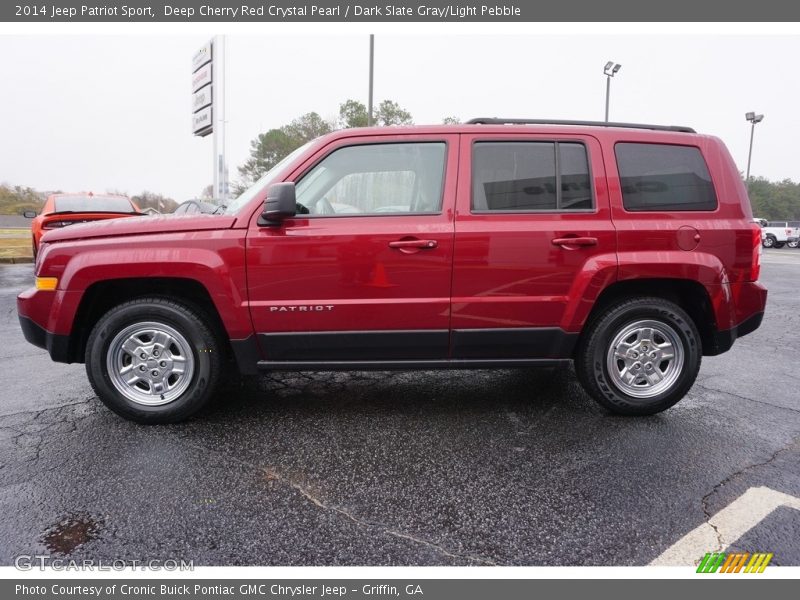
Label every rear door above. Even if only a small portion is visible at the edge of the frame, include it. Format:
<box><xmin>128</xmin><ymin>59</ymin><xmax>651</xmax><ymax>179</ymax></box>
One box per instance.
<box><xmin>246</xmin><ymin>134</ymin><xmax>458</xmax><ymax>363</ymax></box>
<box><xmin>451</xmin><ymin>133</ymin><xmax>616</xmax><ymax>359</ymax></box>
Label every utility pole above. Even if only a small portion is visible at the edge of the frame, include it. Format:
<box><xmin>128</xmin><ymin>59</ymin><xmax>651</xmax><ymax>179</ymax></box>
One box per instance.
<box><xmin>368</xmin><ymin>34</ymin><xmax>374</xmax><ymax>126</ymax></box>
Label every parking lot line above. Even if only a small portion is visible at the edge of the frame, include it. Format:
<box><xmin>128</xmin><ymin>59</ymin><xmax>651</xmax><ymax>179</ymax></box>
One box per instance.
<box><xmin>651</xmin><ymin>486</ymin><xmax>800</xmax><ymax>565</ymax></box>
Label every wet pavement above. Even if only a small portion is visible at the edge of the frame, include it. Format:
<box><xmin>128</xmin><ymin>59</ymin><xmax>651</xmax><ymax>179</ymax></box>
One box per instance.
<box><xmin>0</xmin><ymin>251</ymin><xmax>798</xmax><ymax>566</ymax></box>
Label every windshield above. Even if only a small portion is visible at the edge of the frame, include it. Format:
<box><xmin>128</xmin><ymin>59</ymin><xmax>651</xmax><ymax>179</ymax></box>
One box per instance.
<box><xmin>223</xmin><ymin>142</ymin><xmax>314</xmax><ymax>214</ymax></box>
<box><xmin>53</xmin><ymin>195</ymin><xmax>135</xmax><ymax>213</ymax></box>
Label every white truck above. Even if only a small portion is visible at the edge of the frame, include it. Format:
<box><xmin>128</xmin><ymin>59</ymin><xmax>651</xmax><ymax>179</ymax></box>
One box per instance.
<box><xmin>755</xmin><ymin>219</ymin><xmax>800</xmax><ymax>248</ymax></box>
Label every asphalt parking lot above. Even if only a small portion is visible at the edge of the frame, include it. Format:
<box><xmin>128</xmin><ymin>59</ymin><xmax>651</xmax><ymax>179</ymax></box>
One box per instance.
<box><xmin>0</xmin><ymin>251</ymin><xmax>798</xmax><ymax>567</ymax></box>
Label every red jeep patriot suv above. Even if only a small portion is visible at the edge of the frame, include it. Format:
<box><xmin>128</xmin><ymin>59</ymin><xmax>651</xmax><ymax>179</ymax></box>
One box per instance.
<box><xmin>17</xmin><ymin>119</ymin><xmax>767</xmax><ymax>423</ymax></box>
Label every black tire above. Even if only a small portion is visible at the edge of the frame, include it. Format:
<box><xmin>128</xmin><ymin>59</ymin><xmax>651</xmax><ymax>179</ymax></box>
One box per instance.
<box><xmin>788</xmin><ymin>240</ymin><xmax>800</xmax><ymax>249</ymax></box>
<box><xmin>85</xmin><ymin>297</ymin><xmax>223</xmax><ymax>424</ymax></box>
<box><xmin>762</xmin><ymin>235</ymin><xmax>775</xmax><ymax>248</ymax></box>
<box><xmin>575</xmin><ymin>297</ymin><xmax>701</xmax><ymax>415</ymax></box>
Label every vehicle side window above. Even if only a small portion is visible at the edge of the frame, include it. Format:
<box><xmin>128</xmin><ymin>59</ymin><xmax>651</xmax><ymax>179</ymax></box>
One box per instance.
<box><xmin>471</xmin><ymin>141</ymin><xmax>593</xmax><ymax>212</ymax></box>
<box><xmin>615</xmin><ymin>143</ymin><xmax>717</xmax><ymax>211</ymax></box>
<box><xmin>294</xmin><ymin>142</ymin><xmax>446</xmax><ymax>216</ymax></box>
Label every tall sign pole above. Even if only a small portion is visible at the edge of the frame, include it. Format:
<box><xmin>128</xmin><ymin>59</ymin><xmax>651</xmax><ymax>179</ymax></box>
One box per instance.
<box><xmin>192</xmin><ymin>37</ymin><xmax>226</xmax><ymax>205</ymax></box>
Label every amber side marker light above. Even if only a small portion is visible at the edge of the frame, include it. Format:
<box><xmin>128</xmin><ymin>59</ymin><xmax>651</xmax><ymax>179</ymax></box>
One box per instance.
<box><xmin>35</xmin><ymin>277</ymin><xmax>58</xmax><ymax>291</ymax></box>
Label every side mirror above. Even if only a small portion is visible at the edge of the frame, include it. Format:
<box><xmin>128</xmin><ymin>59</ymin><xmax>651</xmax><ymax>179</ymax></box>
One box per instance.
<box><xmin>259</xmin><ymin>182</ymin><xmax>297</xmax><ymax>226</ymax></box>
<box><xmin>22</xmin><ymin>210</ymin><xmax>37</xmax><ymax>219</ymax></box>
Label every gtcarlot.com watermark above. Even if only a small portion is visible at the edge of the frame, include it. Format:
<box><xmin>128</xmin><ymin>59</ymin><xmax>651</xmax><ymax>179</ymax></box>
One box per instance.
<box><xmin>14</xmin><ymin>555</ymin><xmax>193</xmax><ymax>571</ymax></box>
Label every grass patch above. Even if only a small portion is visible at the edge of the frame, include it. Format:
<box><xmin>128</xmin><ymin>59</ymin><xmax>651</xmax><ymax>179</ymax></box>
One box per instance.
<box><xmin>0</xmin><ymin>238</ymin><xmax>33</xmax><ymax>259</ymax></box>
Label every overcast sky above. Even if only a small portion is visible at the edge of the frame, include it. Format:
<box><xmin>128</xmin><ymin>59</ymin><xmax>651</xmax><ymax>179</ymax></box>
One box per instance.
<box><xmin>2</xmin><ymin>34</ymin><xmax>798</xmax><ymax>200</ymax></box>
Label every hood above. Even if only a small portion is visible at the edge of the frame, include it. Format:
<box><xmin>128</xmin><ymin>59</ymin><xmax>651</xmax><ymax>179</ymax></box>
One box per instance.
<box><xmin>40</xmin><ymin>213</ymin><xmax>237</xmax><ymax>244</ymax></box>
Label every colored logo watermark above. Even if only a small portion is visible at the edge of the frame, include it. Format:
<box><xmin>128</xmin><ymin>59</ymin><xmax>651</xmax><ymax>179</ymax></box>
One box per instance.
<box><xmin>697</xmin><ymin>552</ymin><xmax>773</xmax><ymax>573</ymax></box>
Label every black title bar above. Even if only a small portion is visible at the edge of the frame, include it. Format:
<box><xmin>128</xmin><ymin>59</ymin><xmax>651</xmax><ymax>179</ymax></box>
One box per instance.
<box><xmin>5</xmin><ymin>0</ymin><xmax>800</xmax><ymax>22</ymax></box>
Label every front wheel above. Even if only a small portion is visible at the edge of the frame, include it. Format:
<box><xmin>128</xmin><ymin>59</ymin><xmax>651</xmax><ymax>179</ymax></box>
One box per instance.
<box><xmin>85</xmin><ymin>297</ymin><xmax>223</xmax><ymax>424</ymax></box>
<box><xmin>762</xmin><ymin>235</ymin><xmax>775</xmax><ymax>248</ymax></box>
<box><xmin>576</xmin><ymin>297</ymin><xmax>701</xmax><ymax>415</ymax></box>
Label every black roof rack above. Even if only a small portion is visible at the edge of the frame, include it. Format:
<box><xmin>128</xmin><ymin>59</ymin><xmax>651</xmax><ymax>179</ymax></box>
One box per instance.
<box><xmin>466</xmin><ymin>118</ymin><xmax>696</xmax><ymax>134</ymax></box>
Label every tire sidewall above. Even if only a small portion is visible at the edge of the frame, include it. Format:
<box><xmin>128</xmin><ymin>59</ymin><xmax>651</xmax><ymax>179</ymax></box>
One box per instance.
<box><xmin>86</xmin><ymin>300</ymin><xmax>218</xmax><ymax>423</ymax></box>
<box><xmin>587</xmin><ymin>301</ymin><xmax>701</xmax><ymax>415</ymax></box>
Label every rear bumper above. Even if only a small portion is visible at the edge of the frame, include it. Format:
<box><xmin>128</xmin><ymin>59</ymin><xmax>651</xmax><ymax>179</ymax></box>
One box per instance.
<box><xmin>706</xmin><ymin>281</ymin><xmax>767</xmax><ymax>356</ymax></box>
<box><xmin>18</xmin><ymin>314</ymin><xmax>72</xmax><ymax>363</ymax></box>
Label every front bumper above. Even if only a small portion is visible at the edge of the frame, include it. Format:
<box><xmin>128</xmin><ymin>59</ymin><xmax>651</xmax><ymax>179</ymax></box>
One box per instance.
<box><xmin>17</xmin><ymin>286</ymin><xmax>78</xmax><ymax>363</ymax></box>
<box><xmin>18</xmin><ymin>314</ymin><xmax>72</xmax><ymax>363</ymax></box>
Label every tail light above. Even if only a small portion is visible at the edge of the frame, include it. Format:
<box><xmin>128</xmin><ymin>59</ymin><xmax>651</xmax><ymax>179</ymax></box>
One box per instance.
<box><xmin>751</xmin><ymin>224</ymin><xmax>762</xmax><ymax>281</ymax></box>
<box><xmin>43</xmin><ymin>221</ymin><xmax>74</xmax><ymax>229</ymax></box>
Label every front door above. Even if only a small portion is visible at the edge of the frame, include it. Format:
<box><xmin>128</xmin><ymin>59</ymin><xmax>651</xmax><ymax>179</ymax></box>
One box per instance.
<box><xmin>246</xmin><ymin>134</ymin><xmax>458</xmax><ymax>363</ymax></box>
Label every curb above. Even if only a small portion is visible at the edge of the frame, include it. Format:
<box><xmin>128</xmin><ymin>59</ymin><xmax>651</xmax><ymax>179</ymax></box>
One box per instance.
<box><xmin>0</xmin><ymin>257</ymin><xmax>34</xmax><ymax>264</ymax></box>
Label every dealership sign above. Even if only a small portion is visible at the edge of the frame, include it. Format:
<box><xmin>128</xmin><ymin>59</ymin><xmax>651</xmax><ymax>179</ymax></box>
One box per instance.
<box><xmin>192</xmin><ymin>40</ymin><xmax>213</xmax><ymax>137</ymax></box>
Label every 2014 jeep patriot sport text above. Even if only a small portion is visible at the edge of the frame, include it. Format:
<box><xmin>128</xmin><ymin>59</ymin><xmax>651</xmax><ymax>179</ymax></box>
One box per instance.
<box><xmin>17</xmin><ymin>119</ymin><xmax>768</xmax><ymax>423</ymax></box>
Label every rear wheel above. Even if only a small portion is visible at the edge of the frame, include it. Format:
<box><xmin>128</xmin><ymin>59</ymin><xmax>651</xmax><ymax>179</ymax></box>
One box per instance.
<box><xmin>576</xmin><ymin>297</ymin><xmax>701</xmax><ymax>415</ymax></box>
<box><xmin>787</xmin><ymin>240</ymin><xmax>799</xmax><ymax>249</ymax></box>
<box><xmin>85</xmin><ymin>297</ymin><xmax>223</xmax><ymax>424</ymax></box>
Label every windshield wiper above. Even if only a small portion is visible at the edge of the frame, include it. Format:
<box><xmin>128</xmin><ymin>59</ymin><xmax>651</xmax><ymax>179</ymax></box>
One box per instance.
<box><xmin>212</xmin><ymin>205</ymin><xmax>227</xmax><ymax>215</ymax></box>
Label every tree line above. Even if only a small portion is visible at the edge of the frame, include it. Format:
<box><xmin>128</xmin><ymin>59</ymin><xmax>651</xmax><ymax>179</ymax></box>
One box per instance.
<box><xmin>2</xmin><ymin>98</ymin><xmax>799</xmax><ymax>222</ymax></box>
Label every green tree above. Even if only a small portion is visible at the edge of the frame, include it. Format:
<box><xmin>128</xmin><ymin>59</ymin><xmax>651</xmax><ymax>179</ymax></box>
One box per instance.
<box><xmin>338</xmin><ymin>99</ymin><xmax>369</xmax><ymax>128</ymax></box>
<box><xmin>745</xmin><ymin>176</ymin><xmax>800</xmax><ymax>220</ymax></box>
<box><xmin>442</xmin><ymin>116</ymin><xmax>461</xmax><ymax>125</ymax></box>
<box><xmin>237</xmin><ymin>112</ymin><xmax>333</xmax><ymax>190</ymax></box>
<box><xmin>238</xmin><ymin>101</ymin><xmax>415</xmax><ymax>190</ymax></box>
<box><xmin>374</xmin><ymin>100</ymin><xmax>413</xmax><ymax>126</ymax></box>
<box><xmin>338</xmin><ymin>99</ymin><xmax>413</xmax><ymax>128</ymax></box>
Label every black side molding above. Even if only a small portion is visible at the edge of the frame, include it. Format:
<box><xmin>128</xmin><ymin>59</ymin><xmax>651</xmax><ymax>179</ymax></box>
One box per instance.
<box><xmin>257</xmin><ymin>358</ymin><xmax>571</xmax><ymax>372</ymax></box>
<box><xmin>452</xmin><ymin>328</ymin><xmax>578</xmax><ymax>359</ymax></box>
<box><xmin>258</xmin><ymin>330</ymin><xmax>450</xmax><ymax>361</ymax></box>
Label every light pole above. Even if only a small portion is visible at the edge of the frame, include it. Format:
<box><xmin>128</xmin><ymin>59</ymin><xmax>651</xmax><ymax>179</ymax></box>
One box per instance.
<box><xmin>745</xmin><ymin>111</ymin><xmax>764</xmax><ymax>185</ymax></box>
<box><xmin>604</xmin><ymin>61</ymin><xmax>622</xmax><ymax>122</ymax></box>
<box><xmin>367</xmin><ymin>35</ymin><xmax>374</xmax><ymax>126</ymax></box>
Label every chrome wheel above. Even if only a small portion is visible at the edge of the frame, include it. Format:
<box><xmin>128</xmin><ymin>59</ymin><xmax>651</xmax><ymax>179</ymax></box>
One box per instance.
<box><xmin>606</xmin><ymin>319</ymin><xmax>684</xmax><ymax>399</ymax></box>
<box><xmin>106</xmin><ymin>322</ymin><xmax>195</xmax><ymax>406</ymax></box>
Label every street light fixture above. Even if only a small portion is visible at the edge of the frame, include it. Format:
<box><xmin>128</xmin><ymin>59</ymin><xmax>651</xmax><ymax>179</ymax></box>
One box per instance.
<box><xmin>604</xmin><ymin>61</ymin><xmax>622</xmax><ymax>122</ymax></box>
<box><xmin>745</xmin><ymin>111</ymin><xmax>764</xmax><ymax>185</ymax></box>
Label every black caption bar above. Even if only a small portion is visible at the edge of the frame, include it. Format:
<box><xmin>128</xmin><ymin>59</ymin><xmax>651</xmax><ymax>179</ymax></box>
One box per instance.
<box><xmin>4</xmin><ymin>0</ymin><xmax>800</xmax><ymax>21</ymax></box>
<box><xmin>5</xmin><ymin>579</ymin><xmax>794</xmax><ymax>600</ymax></box>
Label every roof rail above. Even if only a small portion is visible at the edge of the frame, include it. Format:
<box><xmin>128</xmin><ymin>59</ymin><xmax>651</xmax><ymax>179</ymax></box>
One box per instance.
<box><xmin>465</xmin><ymin>118</ymin><xmax>696</xmax><ymax>134</ymax></box>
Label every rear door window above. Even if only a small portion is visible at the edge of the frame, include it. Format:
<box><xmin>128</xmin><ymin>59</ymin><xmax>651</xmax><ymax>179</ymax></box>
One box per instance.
<box><xmin>615</xmin><ymin>143</ymin><xmax>717</xmax><ymax>212</ymax></box>
<box><xmin>472</xmin><ymin>141</ymin><xmax>593</xmax><ymax>212</ymax></box>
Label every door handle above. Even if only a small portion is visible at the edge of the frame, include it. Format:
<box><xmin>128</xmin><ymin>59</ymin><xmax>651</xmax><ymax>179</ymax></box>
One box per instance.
<box><xmin>389</xmin><ymin>239</ymin><xmax>438</xmax><ymax>250</ymax></box>
<box><xmin>551</xmin><ymin>236</ymin><xmax>598</xmax><ymax>248</ymax></box>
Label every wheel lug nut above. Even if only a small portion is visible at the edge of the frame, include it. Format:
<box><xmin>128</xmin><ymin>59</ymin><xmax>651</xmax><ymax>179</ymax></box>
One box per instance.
<box><xmin>140</xmin><ymin>353</ymin><xmax>146</xmax><ymax>359</ymax></box>
<box><xmin>139</xmin><ymin>365</ymin><xmax>146</xmax><ymax>371</ymax></box>
<box><xmin>153</xmin><ymin>350</ymin><xmax>159</xmax><ymax>357</ymax></box>
<box><xmin>159</xmin><ymin>361</ymin><xmax>166</xmax><ymax>367</ymax></box>
<box><xmin>151</xmin><ymin>370</ymin><xmax>159</xmax><ymax>377</ymax></box>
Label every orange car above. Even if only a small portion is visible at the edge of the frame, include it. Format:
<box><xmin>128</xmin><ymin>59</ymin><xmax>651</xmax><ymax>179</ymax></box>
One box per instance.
<box><xmin>25</xmin><ymin>192</ymin><xmax>142</xmax><ymax>257</ymax></box>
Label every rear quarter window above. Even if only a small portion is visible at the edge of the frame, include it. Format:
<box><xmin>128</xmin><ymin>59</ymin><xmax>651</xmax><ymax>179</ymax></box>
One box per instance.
<box><xmin>615</xmin><ymin>143</ymin><xmax>717</xmax><ymax>212</ymax></box>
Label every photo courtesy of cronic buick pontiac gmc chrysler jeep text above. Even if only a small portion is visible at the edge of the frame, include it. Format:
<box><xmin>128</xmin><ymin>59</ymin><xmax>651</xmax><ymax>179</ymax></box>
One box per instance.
<box><xmin>17</xmin><ymin>119</ymin><xmax>768</xmax><ymax>423</ymax></box>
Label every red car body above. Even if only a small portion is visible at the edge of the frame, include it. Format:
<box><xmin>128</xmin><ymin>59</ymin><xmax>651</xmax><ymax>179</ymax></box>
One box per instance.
<box><xmin>17</xmin><ymin>121</ymin><xmax>767</xmax><ymax>420</ymax></box>
<box><xmin>28</xmin><ymin>192</ymin><xmax>141</xmax><ymax>257</ymax></box>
